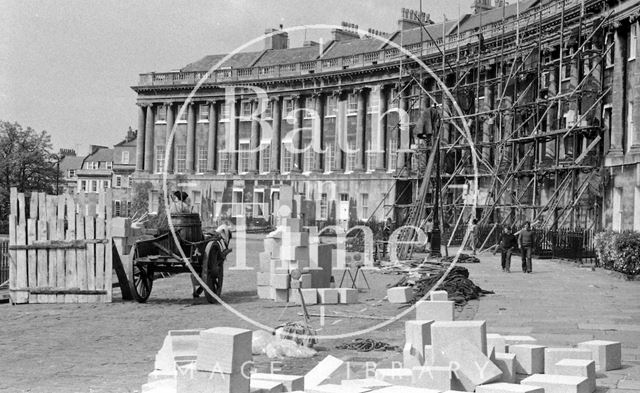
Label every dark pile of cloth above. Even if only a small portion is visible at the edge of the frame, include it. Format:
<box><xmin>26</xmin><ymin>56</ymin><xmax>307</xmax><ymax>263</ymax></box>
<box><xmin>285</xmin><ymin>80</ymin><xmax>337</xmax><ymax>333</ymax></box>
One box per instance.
<box><xmin>440</xmin><ymin>253</ymin><xmax>480</xmax><ymax>264</ymax></box>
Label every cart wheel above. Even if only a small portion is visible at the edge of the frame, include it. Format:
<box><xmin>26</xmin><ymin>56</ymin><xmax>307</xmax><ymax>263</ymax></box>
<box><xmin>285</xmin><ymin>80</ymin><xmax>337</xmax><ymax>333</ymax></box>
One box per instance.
<box><xmin>204</xmin><ymin>242</ymin><xmax>223</xmax><ymax>304</ymax></box>
<box><xmin>132</xmin><ymin>245</ymin><xmax>153</xmax><ymax>303</ymax></box>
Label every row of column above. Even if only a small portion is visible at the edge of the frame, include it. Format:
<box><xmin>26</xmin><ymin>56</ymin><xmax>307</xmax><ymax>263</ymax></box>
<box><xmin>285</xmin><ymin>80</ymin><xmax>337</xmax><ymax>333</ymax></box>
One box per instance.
<box><xmin>135</xmin><ymin>86</ymin><xmax>399</xmax><ymax>175</ymax></box>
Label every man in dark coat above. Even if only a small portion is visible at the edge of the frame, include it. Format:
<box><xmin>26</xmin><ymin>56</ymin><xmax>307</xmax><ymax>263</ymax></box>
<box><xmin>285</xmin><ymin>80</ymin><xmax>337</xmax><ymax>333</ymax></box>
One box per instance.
<box><xmin>518</xmin><ymin>221</ymin><xmax>535</xmax><ymax>273</ymax></box>
<box><xmin>499</xmin><ymin>226</ymin><xmax>518</xmax><ymax>272</ymax></box>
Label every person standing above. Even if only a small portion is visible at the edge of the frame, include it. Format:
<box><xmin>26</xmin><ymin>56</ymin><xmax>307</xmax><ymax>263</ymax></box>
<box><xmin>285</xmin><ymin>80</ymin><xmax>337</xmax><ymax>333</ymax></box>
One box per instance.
<box><xmin>498</xmin><ymin>226</ymin><xmax>517</xmax><ymax>272</ymax></box>
<box><xmin>424</xmin><ymin>217</ymin><xmax>434</xmax><ymax>248</ymax></box>
<box><xmin>469</xmin><ymin>218</ymin><xmax>478</xmax><ymax>255</ymax></box>
<box><xmin>518</xmin><ymin>221</ymin><xmax>535</xmax><ymax>273</ymax></box>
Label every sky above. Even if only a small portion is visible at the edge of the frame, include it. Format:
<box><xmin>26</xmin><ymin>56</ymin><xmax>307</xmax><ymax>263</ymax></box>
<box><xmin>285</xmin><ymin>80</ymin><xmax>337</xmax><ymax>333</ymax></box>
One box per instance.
<box><xmin>0</xmin><ymin>0</ymin><xmax>474</xmax><ymax>155</ymax></box>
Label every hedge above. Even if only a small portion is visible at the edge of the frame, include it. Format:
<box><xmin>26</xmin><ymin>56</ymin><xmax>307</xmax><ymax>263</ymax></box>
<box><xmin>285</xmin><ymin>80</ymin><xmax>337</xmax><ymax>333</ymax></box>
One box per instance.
<box><xmin>594</xmin><ymin>230</ymin><xmax>640</xmax><ymax>277</ymax></box>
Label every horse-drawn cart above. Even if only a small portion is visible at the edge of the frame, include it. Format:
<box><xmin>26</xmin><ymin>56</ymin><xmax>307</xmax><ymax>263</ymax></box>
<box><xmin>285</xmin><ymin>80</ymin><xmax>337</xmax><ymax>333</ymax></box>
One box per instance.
<box><xmin>129</xmin><ymin>213</ymin><xmax>229</xmax><ymax>304</ymax></box>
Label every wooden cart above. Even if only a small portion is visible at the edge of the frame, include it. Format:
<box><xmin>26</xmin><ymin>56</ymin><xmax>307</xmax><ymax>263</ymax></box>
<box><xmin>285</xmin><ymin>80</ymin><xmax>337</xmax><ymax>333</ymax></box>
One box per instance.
<box><xmin>130</xmin><ymin>214</ymin><xmax>227</xmax><ymax>303</ymax></box>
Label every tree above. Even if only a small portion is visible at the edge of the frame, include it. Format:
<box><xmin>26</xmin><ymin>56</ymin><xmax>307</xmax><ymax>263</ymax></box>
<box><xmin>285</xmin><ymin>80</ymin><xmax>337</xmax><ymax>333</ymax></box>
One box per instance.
<box><xmin>0</xmin><ymin>121</ymin><xmax>59</xmax><ymax>232</ymax></box>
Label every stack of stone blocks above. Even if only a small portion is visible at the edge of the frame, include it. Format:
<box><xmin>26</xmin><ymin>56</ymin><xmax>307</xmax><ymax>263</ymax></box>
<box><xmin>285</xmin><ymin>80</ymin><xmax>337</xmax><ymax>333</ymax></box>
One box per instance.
<box><xmin>256</xmin><ymin>217</ymin><xmax>358</xmax><ymax>306</ymax></box>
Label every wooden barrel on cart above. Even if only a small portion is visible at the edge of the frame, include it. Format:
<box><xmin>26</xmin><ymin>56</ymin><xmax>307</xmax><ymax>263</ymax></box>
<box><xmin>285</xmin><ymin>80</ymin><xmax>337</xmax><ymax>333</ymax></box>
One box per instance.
<box><xmin>171</xmin><ymin>213</ymin><xmax>204</xmax><ymax>242</ymax></box>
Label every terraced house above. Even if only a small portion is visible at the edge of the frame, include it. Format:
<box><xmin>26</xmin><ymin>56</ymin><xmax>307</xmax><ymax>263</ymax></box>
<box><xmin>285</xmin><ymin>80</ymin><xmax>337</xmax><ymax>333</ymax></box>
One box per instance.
<box><xmin>131</xmin><ymin>0</ymin><xmax>640</xmax><ymax>232</ymax></box>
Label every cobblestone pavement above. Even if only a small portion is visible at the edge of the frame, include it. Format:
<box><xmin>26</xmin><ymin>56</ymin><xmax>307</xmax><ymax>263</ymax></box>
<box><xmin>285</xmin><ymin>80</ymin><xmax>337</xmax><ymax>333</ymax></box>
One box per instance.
<box><xmin>0</xmin><ymin>239</ymin><xmax>638</xmax><ymax>392</ymax></box>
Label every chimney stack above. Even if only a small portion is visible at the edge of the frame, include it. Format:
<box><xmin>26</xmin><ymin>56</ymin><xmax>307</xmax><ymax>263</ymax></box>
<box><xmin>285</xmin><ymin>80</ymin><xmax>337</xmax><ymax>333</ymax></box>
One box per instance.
<box><xmin>398</xmin><ymin>8</ymin><xmax>433</xmax><ymax>30</ymax></box>
<box><xmin>332</xmin><ymin>21</ymin><xmax>360</xmax><ymax>41</ymax></box>
<box><xmin>264</xmin><ymin>26</ymin><xmax>289</xmax><ymax>50</ymax></box>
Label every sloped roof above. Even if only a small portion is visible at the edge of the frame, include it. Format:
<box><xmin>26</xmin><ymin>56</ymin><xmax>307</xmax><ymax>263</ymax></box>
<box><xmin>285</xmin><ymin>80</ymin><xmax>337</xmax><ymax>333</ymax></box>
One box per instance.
<box><xmin>389</xmin><ymin>21</ymin><xmax>458</xmax><ymax>46</ymax></box>
<box><xmin>181</xmin><ymin>51</ymin><xmax>263</xmax><ymax>72</ymax></box>
<box><xmin>86</xmin><ymin>148</ymin><xmax>113</xmax><ymax>162</ymax></box>
<box><xmin>59</xmin><ymin>156</ymin><xmax>85</xmax><ymax>171</ymax></box>
<box><xmin>114</xmin><ymin>136</ymin><xmax>137</xmax><ymax>147</ymax></box>
<box><xmin>453</xmin><ymin>0</ymin><xmax>539</xmax><ymax>33</ymax></box>
<box><xmin>322</xmin><ymin>37</ymin><xmax>385</xmax><ymax>59</ymax></box>
<box><xmin>254</xmin><ymin>45</ymin><xmax>324</xmax><ymax>67</ymax></box>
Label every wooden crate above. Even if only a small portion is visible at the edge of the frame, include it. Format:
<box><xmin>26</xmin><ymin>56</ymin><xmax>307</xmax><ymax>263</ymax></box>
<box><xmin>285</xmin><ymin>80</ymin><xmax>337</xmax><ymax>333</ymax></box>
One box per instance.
<box><xmin>8</xmin><ymin>188</ymin><xmax>113</xmax><ymax>304</ymax></box>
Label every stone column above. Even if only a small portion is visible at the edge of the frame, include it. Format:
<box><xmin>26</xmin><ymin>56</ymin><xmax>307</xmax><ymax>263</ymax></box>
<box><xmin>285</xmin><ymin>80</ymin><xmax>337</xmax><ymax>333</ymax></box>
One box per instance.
<box><xmin>292</xmin><ymin>95</ymin><xmax>303</xmax><ymax>173</ymax></box>
<box><xmin>335</xmin><ymin>90</ymin><xmax>346</xmax><ymax>171</ymax></box>
<box><xmin>611</xmin><ymin>25</ymin><xmax>626</xmax><ymax>154</ymax></box>
<box><xmin>144</xmin><ymin>104</ymin><xmax>155</xmax><ymax>173</ymax></box>
<box><xmin>186</xmin><ymin>102</ymin><xmax>196</xmax><ymax>174</ymax></box>
<box><xmin>355</xmin><ymin>88</ymin><xmax>367</xmax><ymax>172</ymax></box>
<box><xmin>207</xmin><ymin>100</ymin><xmax>218</xmax><ymax>173</ymax></box>
<box><xmin>165</xmin><ymin>102</ymin><xmax>175</xmax><ymax>173</ymax></box>
<box><xmin>398</xmin><ymin>85</ymin><xmax>410</xmax><ymax>170</ymax></box>
<box><xmin>313</xmin><ymin>92</ymin><xmax>324</xmax><ymax>172</ymax></box>
<box><xmin>136</xmin><ymin>104</ymin><xmax>146</xmax><ymax>171</ymax></box>
<box><xmin>249</xmin><ymin>99</ymin><xmax>261</xmax><ymax>174</ymax></box>
<box><xmin>376</xmin><ymin>85</ymin><xmax>388</xmax><ymax>171</ymax></box>
<box><xmin>229</xmin><ymin>99</ymin><xmax>239</xmax><ymax>174</ymax></box>
<box><xmin>633</xmin><ymin>18</ymin><xmax>640</xmax><ymax>149</ymax></box>
<box><xmin>270</xmin><ymin>96</ymin><xmax>282</xmax><ymax>174</ymax></box>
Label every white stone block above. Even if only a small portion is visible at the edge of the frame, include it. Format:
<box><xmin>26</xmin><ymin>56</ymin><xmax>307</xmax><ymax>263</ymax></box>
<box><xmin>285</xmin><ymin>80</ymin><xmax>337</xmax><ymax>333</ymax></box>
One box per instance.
<box><xmin>430</xmin><ymin>290</ymin><xmax>448</xmax><ymax>301</ymax></box>
<box><xmin>488</xmin><ymin>333</ymin><xmax>507</xmax><ymax>354</ymax></box>
<box><xmin>282</xmin><ymin>231</ymin><xmax>309</xmax><ymax>247</ymax></box>
<box><xmin>257</xmin><ymin>286</ymin><xmax>272</xmax><ymax>300</ymax></box>
<box><xmin>154</xmin><ymin>329</ymin><xmax>201</xmax><ymax>372</ymax></box>
<box><xmin>544</xmin><ymin>348</ymin><xmax>592</xmax><ymax>373</ymax></box>
<box><xmin>147</xmin><ymin>369</ymin><xmax>176</xmax><ymax>383</ymax></box>
<box><xmin>284</xmin><ymin>218</ymin><xmax>302</xmax><ymax>232</ymax></box>
<box><xmin>423</xmin><ymin>345</ymin><xmax>435</xmax><ymax>367</ymax></box>
<box><xmin>318</xmin><ymin>288</ymin><xmax>339</xmax><ymax>304</ymax></box>
<box><xmin>196</xmin><ymin>327</ymin><xmax>252</xmax><ymax>374</ymax></box>
<box><xmin>509</xmin><ymin>344</ymin><xmax>545</xmax><ymax>375</ymax></box>
<box><xmin>577</xmin><ymin>340</ymin><xmax>622</xmax><ymax>372</ymax></box>
<box><xmin>289</xmin><ymin>289</ymin><xmax>300</xmax><ymax>304</ymax></box>
<box><xmin>257</xmin><ymin>272</ymin><xmax>270</xmax><ymax>286</ymax></box>
<box><xmin>388</xmin><ymin>287</ymin><xmax>413</xmax><ymax>303</ymax></box>
<box><xmin>404</xmin><ymin>343</ymin><xmax>424</xmax><ymax>368</ymax></box>
<box><xmin>553</xmin><ymin>359</ymin><xmax>595</xmax><ymax>393</ymax></box>
<box><xmin>281</xmin><ymin>245</ymin><xmax>308</xmax><ymax>262</ymax></box>
<box><xmin>374</xmin><ymin>368</ymin><xmax>414</xmax><ymax>385</ymax></box>
<box><xmin>251</xmin><ymin>373</ymin><xmax>304</xmax><ymax>392</ymax></box>
<box><xmin>297</xmin><ymin>288</ymin><xmax>317</xmax><ymax>305</ymax></box>
<box><xmin>110</xmin><ymin>217</ymin><xmax>131</xmax><ymax>238</ymax></box>
<box><xmin>309</xmin><ymin>243</ymin><xmax>333</xmax><ymax>275</ymax></box>
<box><xmin>304</xmin><ymin>355</ymin><xmax>353</xmax><ymax>388</ymax></box>
<box><xmin>435</xmin><ymin>338</ymin><xmax>502</xmax><ymax>391</ymax></box>
<box><xmin>431</xmin><ymin>320</ymin><xmax>487</xmax><ymax>357</ymax></box>
<box><xmin>411</xmin><ymin>365</ymin><xmax>452</xmax><ymax>390</ymax></box>
<box><xmin>405</xmin><ymin>320</ymin><xmax>433</xmax><ymax>358</ymax></box>
<box><xmin>250</xmin><ymin>379</ymin><xmax>283</xmax><ymax>393</ymax></box>
<box><xmin>176</xmin><ymin>364</ymin><xmax>249</xmax><ymax>393</ymax></box>
<box><xmin>494</xmin><ymin>353</ymin><xmax>517</xmax><ymax>383</ymax></box>
<box><xmin>274</xmin><ymin>289</ymin><xmax>289</xmax><ymax>303</ymax></box>
<box><xmin>271</xmin><ymin>273</ymin><xmax>290</xmax><ymax>289</ymax></box>
<box><xmin>341</xmin><ymin>378</ymin><xmax>391</xmax><ymax>388</ymax></box>
<box><xmin>337</xmin><ymin>288</ymin><xmax>358</xmax><ymax>304</ymax></box>
<box><xmin>415</xmin><ymin>300</ymin><xmax>454</xmax><ymax>321</ymax></box>
<box><xmin>521</xmin><ymin>374</ymin><xmax>590</xmax><ymax>393</ymax></box>
<box><xmin>476</xmin><ymin>382</ymin><xmax>544</xmax><ymax>393</ymax></box>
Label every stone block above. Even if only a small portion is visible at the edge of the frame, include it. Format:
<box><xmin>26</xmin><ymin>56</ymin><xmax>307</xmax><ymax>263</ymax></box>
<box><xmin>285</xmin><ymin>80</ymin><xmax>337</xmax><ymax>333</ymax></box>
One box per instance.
<box><xmin>288</xmin><ymin>289</ymin><xmax>300</xmax><ymax>304</ymax></box>
<box><xmin>411</xmin><ymin>365</ymin><xmax>452</xmax><ymax>390</ymax></box>
<box><xmin>374</xmin><ymin>368</ymin><xmax>414</xmax><ymax>385</ymax></box>
<box><xmin>300</xmin><ymin>274</ymin><xmax>312</xmax><ymax>288</ymax></box>
<box><xmin>257</xmin><ymin>272</ymin><xmax>270</xmax><ymax>286</ymax></box>
<box><xmin>577</xmin><ymin>340</ymin><xmax>622</xmax><ymax>372</ymax></box>
<box><xmin>332</xmin><ymin>268</ymin><xmax>349</xmax><ymax>286</ymax></box>
<box><xmin>280</xmin><ymin>246</ymin><xmax>308</xmax><ymax>262</ymax></box>
<box><xmin>387</xmin><ymin>287</ymin><xmax>413</xmax><ymax>303</ymax></box>
<box><xmin>373</xmin><ymin>385</ymin><xmax>441</xmax><ymax>393</ymax></box>
<box><xmin>304</xmin><ymin>355</ymin><xmax>353</xmax><ymax>388</ymax></box>
<box><xmin>337</xmin><ymin>288</ymin><xmax>358</xmax><ymax>304</ymax></box>
<box><xmin>177</xmin><ymin>364</ymin><xmax>250</xmax><ymax>393</ymax></box>
<box><xmin>331</xmin><ymin>248</ymin><xmax>347</xmax><ymax>269</ymax></box>
<box><xmin>264</xmin><ymin>239</ymin><xmax>279</xmax><ymax>257</ymax></box>
<box><xmin>259</xmin><ymin>251</ymin><xmax>272</xmax><ymax>271</ymax></box>
<box><xmin>271</xmin><ymin>274</ymin><xmax>290</xmax><ymax>289</ymax></box>
<box><xmin>429</xmin><ymin>290</ymin><xmax>448</xmax><ymax>301</ymax></box>
<box><xmin>544</xmin><ymin>348</ymin><xmax>592</xmax><ymax>373</ymax></box>
<box><xmin>250</xmin><ymin>378</ymin><xmax>283</xmax><ymax>393</ymax></box>
<box><xmin>553</xmin><ymin>359</ymin><xmax>595</xmax><ymax>393</ymax></box>
<box><xmin>488</xmin><ymin>333</ymin><xmax>507</xmax><ymax>354</ymax></box>
<box><xmin>154</xmin><ymin>329</ymin><xmax>201</xmax><ymax>371</ymax></box>
<box><xmin>251</xmin><ymin>373</ymin><xmax>304</xmax><ymax>392</ymax></box>
<box><xmin>341</xmin><ymin>378</ymin><xmax>391</xmax><ymax>388</ymax></box>
<box><xmin>494</xmin><ymin>353</ymin><xmax>517</xmax><ymax>383</ymax></box>
<box><xmin>297</xmin><ymin>288</ymin><xmax>318</xmax><ymax>305</ymax></box>
<box><xmin>147</xmin><ymin>369</ymin><xmax>176</xmax><ymax>383</ymax></box>
<box><xmin>110</xmin><ymin>217</ymin><xmax>131</xmax><ymax>238</ymax></box>
<box><xmin>503</xmin><ymin>335</ymin><xmax>537</xmax><ymax>345</ymax></box>
<box><xmin>257</xmin><ymin>286</ymin><xmax>272</xmax><ymax>300</ymax></box>
<box><xmin>509</xmin><ymin>344</ymin><xmax>545</xmax><ymax>375</ymax></box>
<box><xmin>309</xmin><ymin>243</ymin><xmax>333</xmax><ymax>271</ymax></box>
<box><xmin>435</xmin><ymin>338</ymin><xmax>502</xmax><ymax>391</ymax></box>
<box><xmin>283</xmin><ymin>218</ymin><xmax>302</xmax><ymax>232</ymax></box>
<box><xmin>282</xmin><ymin>231</ymin><xmax>309</xmax><ymax>247</ymax></box>
<box><xmin>405</xmin><ymin>320</ymin><xmax>433</xmax><ymax>358</ymax></box>
<box><xmin>196</xmin><ymin>327</ymin><xmax>252</xmax><ymax>374</ymax></box>
<box><xmin>415</xmin><ymin>300</ymin><xmax>454</xmax><ymax>321</ymax></box>
<box><xmin>476</xmin><ymin>382</ymin><xmax>544</xmax><ymax>393</ymax></box>
<box><xmin>423</xmin><ymin>345</ymin><xmax>435</xmax><ymax>366</ymax></box>
<box><xmin>274</xmin><ymin>289</ymin><xmax>289</xmax><ymax>303</ymax></box>
<box><xmin>521</xmin><ymin>374</ymin><xmax>590</xmax><ymax>393</ymax></box>
<box><xmin>318</xmin><ymin>288</ymin><xmax>339</xmax><ymax>304</ymax></box>
<box><xmin>404</xmin><ymin>343</ymin><xmax>424</xmax><ymax>368</ymax></box>
<box><xmin>290</xmin><ymin>279</ymin><xmax>301</xmax><ymax>289</ymax></box>
<box><xmin>431</xmin><ymin>320</ymin><xmax>487</xmax><ymax>358</ymax></box>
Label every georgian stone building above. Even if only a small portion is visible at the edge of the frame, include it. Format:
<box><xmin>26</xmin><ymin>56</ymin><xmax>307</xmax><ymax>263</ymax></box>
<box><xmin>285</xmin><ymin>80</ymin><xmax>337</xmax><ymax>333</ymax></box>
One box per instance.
<box><xmin>131</xmin><ymin>0</ymin><xmax>640</xmax><ymax>231</ymax></box>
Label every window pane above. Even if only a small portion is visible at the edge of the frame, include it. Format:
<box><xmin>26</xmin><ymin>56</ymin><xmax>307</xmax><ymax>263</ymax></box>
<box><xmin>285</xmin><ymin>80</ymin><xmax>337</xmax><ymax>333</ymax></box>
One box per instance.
<box><xmin>155</xmin><ymin>146</ymin><xmax>165</xmax><ymax>173</ymax></box>
<box><xmin>197</xmin><ymin>145</ymin><xmax>207</xmax><ymax>173</ymax></box>
<box><xmin>176</xmin><ymin>145</ymin><xmax>187</xmax><ymax>173</ymax></box>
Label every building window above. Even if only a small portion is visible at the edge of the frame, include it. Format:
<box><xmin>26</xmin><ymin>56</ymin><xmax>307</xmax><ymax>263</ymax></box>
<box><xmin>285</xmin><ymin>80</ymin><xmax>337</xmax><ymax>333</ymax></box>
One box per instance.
<box><xmin>627</xmin><ymin>102</ymin><xmax>635</xmax><ymax>151</ymax></box>
<box><xmin>239</xmin><ymin>142</ymin><xmax>250</xmax><ymax>173</ymax></box>
<box><xmin>326</xmin><ymin>96</ymin><xmax>337</xmax><ymax>116</ymax></box>
<box><xmin>346</xmin><ymin>141</ymin><xmax>356</xmax><ymax>171</ymax></box>
<box><xmin>340</xmin><ymin>193</ymin><xmax>349</xmax><ymax>202</ymax></box>
<box><xmin>192</xmin><ymin>190</ymin><xmax>202</xmax><ymax>214</ymax></box>
<box><xmin>282</xmin><ymin>143</ymin><xmax>293</xmax><ymax>173</ymax></box>
<box><xmin>366</xmin><ymin>141</ymin><xmax>376</xmax><ymax>172</ymax></box>
<box><xmin>122</xmin><ymin>151</ymin><xmax>130</xmax><ymax>164</ymax></box>
<box><xmin>630</xmin><ymin>23</ymin><xmax>637</xmax><ymax>61</ymax></box>
<box><xmin>304</xmin><ymin>97</ymin><xmax>314</xmax><ymax>118</ymax></box>
<box><xmin>561</xmin><ymin>63</ymin><xmax>571</xmax><ymax>80</ymax></box>
<box><xmin>80</xmin><ymin>180</ymin><xmax>87</xmax><ymax>192</ymax></box>
<box><xmin>347</xmin><ymin>94</ymin><xmax>357</xmax><ymax>115</ymax></box>
<box><xmin>388</xmin><ymin>138</ymin><xmax>398</xmax><ymax>171</ymax></box>
<box><xmin>67</xmin><ymin>169</ymin><xmax>76</xmax><ymax>178</ymax></box>
<box><xmin>220</xmin><ymin>103</ymin><xmax>230</xmax><ymax>121</ymax></box>
<box><xmin>261</xmin><ymin>144</ymin><xmax>271</xmax><ymax>173</ymax></box>
<box><xmin>241</xmin><ymin>101</ymin><xmax>252</xmax><ymax>119</ymax></box>
<box><xmin>219</xmin><ymin>152</ymin><xmax>230</xmax><ymax>173</ymax></box>
<box><xmin>253</xmin><ymin>190</ymin><xmax>265</xmax><ymax>217</ymax></box>
<box><xmin>175</xmin><ymin>145</ymin><xmax>186</xmax><ymax>173</ymax></box>
<box><xmin>320</xmin><ymin>193</ymin><xmax>328</xmax><ymax>220</ymax></box>
<box><xmin>149</xmin><ymin>190</ymin><xmax>160</xmax><ymax>214</ymax></box>
<box><xmin>303</xmin><ymin>148</ymin><xmax>314</xmax><ymax>172</ymax></box>
<box><xmin>155</xmin><ymin>146</ymin><xmax>165</xmax><ymax>173</ymax></box>
<box><xmin>263</xmin><ymin>100</ymin><xmax>273</xmax><ymax>119</ymax></box>
<box><xmin>197</xmin><ymin>145</ymin><xmax>207</xmax><ymax>173</ymax></box>
<box><xmin>232</xmin><ymin>190</ymin><xmax>243</xmax><ymax>217</ymax></box>
<box><xmin>177</xmin><ymin>105</ymin><xmax>188</xmax><ymax>123</ymax></box>
<box><xmin>198</xmin><ymin>104</ymin><xmax>209</xmax><ymax>122</ymax></box>
<box><xmin>605</xmin><ymin>32</ymin><xmax>614</xmax><ymax>68</ymax></box>
<box><xmin>360</xmin><ymin>193</ymin><xmax>369</xmax><ymax>219</ymax></box>
<box><xmin>102</xmin><ymin>180</ymin><xmax>110</xmax><ymax>189</ymax></box>
<box><xmin>106</xmin><ymin>161</ymin><xmax>113</xmax><ymax>170</ymax></box>
<box><xmin>91</xmin><ymin>180</ymin><xmax>98</xmax><ymax>193</ymax></box>
<box><xmin>115</xmin><ymin>175</ymin><xmax>122</xmax><ymax>188</ymax></box>
<box><xmin>156</xmin><ymin>106</ymin><xmax>166</xmax><ymax>123</ymax></box>
<box><xmin>325</xmin><ymin>142</ymin><xmax>334</xmax><ymax>172</ymax></box>
<box><xmin>284</xmin><ymin>99</ymin><xmax>294</xmax><ymax>119</ymax></box>
<box><xmin>114</xmin><ymin>200</ymin><xmax>121</xmax><ymax>217</ymax></box>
